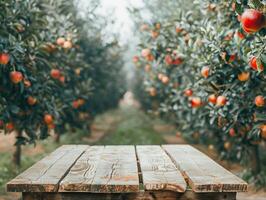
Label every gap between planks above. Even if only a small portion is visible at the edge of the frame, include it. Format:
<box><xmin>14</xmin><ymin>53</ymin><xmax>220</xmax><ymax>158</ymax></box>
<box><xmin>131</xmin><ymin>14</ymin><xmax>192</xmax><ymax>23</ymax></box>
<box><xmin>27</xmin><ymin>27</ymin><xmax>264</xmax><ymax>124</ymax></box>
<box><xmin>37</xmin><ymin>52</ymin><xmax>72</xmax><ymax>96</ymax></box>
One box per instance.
<box><xmin>134</xmin><ymin>146</ymin><xmax>144</xmax><ymax>191</ymax></box>
<box><xmin>54</xmin><ymin>147</ymin><xmax>88</xmax><ymax>192</ymax></box>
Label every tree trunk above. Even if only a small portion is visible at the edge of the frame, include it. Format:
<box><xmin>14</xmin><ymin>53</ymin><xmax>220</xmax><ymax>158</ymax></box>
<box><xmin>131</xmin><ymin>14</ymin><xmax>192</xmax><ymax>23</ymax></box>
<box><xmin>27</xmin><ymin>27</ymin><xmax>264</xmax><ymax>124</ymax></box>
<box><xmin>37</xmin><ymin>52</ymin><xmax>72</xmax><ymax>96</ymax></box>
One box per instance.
<box><xmin>250</xmin><ymin>145</ymin><xmax>261</xmax><ymax>174</ymax></box>
<box><xmin>12</xmin><ymin>131</ymin><xmax>22</xmax><ymax>167</ymax></box>
<box><xmin>54</xmin><ymin>133</ymin><xmax>60</xmax><ymax>143</ymax></box>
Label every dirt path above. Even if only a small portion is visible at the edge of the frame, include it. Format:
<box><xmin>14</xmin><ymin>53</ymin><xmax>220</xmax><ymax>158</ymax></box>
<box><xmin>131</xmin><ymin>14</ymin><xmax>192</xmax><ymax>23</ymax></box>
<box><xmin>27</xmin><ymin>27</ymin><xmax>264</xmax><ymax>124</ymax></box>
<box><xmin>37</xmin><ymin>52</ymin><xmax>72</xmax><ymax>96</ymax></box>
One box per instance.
<box><xmin>0</xmin><ymin>133</ymin><xmax>14</xmax><ymax>153</ymax></box>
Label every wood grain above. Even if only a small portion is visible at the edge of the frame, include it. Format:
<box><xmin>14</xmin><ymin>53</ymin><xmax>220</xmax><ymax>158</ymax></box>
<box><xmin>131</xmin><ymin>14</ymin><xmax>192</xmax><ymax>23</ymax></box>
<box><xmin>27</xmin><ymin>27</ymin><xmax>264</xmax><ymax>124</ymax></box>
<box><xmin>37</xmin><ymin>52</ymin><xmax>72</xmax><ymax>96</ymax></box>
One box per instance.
<box><xmin>136</xmin><ymin>145</ymin><xmax>187</xmax><ymax>192</ymax></box>
<box><xmin>162</xmin><ymin>145</ymin><xmax>248</xmax><ymax>192</ymax></box>
<box><xmin>7</xmin><ymin>145</ymin><xmax>88</xmax><ymax>192</ymax></box>
<box><xmin>59</xmin><ymin>146</ymin><xmax>104</xmax><ymax>192</ymax></box>
<box><xmin>60</xmin><ymin>145</ymin><xmax>139</xmax><ymax>193</ymax></box>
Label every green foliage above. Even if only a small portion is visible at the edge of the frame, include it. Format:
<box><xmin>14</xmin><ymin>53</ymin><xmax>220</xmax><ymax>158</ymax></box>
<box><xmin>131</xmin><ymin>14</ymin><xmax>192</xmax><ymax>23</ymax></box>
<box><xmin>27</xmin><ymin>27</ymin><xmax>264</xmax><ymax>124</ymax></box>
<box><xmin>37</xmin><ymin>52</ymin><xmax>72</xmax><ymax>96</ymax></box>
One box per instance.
<box><xmin>132</xmin><ymin>0</ymin><xmax>266</xmax><ymax>186</ymax></box>
<box><xmin>0</xmin><ymin>0</ymin><xmax>126</xmax><ymax>145</ymax></box>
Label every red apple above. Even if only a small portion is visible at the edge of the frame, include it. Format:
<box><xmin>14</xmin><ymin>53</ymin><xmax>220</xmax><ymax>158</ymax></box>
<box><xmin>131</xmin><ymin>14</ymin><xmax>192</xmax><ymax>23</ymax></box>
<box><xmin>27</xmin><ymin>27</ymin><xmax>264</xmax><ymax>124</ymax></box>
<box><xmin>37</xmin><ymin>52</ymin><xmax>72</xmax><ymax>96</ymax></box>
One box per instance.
<box><xmin>175</xmin><ymin>26</ymin><xmax>183</xmax><ymax>33</ymax></box>
<box><xmin>141</xmin><ymin>48</ymin><xmax>151</xmax><ymax>57</ymax></box>
<box><xmin>229</xmin><ymin>128</ymin><xmax>236</xmax><ymax>137</ymax></box>
<box><xmin>165</xmin><ymin>55</ymin><xmax>173</xmax><ymax>65</ymax></box>
<box><xmin>255</xmin><ymin>95</ymin><xmax>265</xmax><ymax>107</ymax></box>
<box><xmin>44</xmin><ymin>114</ymin><xmax>53</xmax><ymax>125</ymax></box>
<box><xmin>190</xmin><ymin>97</ymin><xmax>202</xmax><ymax>108</ymax></box>
<box><xmin>50</xmin><ymin>69</ymin><xmax>61</xmax><ymax>79</ymax></box>
<box><xmin>10</xmin><ymin>71</ymin><xmax>23</xmax><ymax>84</ymax></box>
<box><xmin>216</xmin><ymin>96</ymin><xmax>227</xmax><ymax>106</ymax></box>
<box><xmin>172</xmin><ymin>58</ymin><xmax>183</xmax><ymax>65</ymax></box>
<box><xmin>24</xmin><ymin>79</ymin><xmax>31</xmax><ymax>88</ymax></box>
<box><xmin>161</xmin><ymin>76</ymin><xmax>169</xmax><ymax>84</ymax></box>
<box><xmin>72</xmin><ymin>100</ymin><xmax>79</xmax><ymax>109</ymax></box>
<box><xmin>146</xmin><ymin>54</ymin><xmax>154</xmax><ymax>62</ymax></box>
<box><xmin>201</xmin><ymin>66</ymin><xmax>210</xmax><ymax>78</ymax></box>
<box><xmin>241</xmin><ymin>9</ymin><xmax>265</xmax><ymax>33</ymax></box>
<box><xmin>249</xmin><ymin>57</ymin><xmax>264</xmax><ymax>71</ymax></box>
<box><xmin>59</xmin><ymin>75</ymin><xmax>65</xmax><ymax>83</ymax></box>
<box><xmin>63</xmin><ymin>40</ymin><xmax>73</xmax><ymax>49</ymax></box>
<box><xmin>5</xmin><ymin>122</ymin><xmax>14</xmax><ymax>131</ymax></box>
<box><xmin>0</xmin><ymin>53</ymin><xmax>10</xmax><ymax>65</ymax></box>
<box><xmin>27</xmin><ymin>96</ymin><xmax>37</xmax><ymax>106</ymax></box>
<box><xmin>229</xmin><ymin>54</ymin><xmax>236</xmax><ymax>63</ymax></box>
<box><xmin>184</xmin><ymin>89</ymin><xmax>193</xmax><ymax>97</ymax></box>
<box><xmin>208</xmin><ymin>94</ymin><xmax>217</xmax><ymax>104</ymax></box>
<box><xmin>56</xmin><ymin>37</ymin><xmax>65</xmax><ymax>46</ymax></box>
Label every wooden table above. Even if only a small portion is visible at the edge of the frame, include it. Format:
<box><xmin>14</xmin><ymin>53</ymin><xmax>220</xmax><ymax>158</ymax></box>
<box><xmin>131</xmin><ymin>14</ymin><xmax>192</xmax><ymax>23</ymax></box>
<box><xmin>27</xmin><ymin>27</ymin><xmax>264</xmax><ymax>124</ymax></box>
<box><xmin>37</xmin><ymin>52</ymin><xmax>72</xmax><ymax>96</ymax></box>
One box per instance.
<box><xmin>7</xmin><ymin>145</ymin><xmax>247</xmax><ymax>200</ymax></box>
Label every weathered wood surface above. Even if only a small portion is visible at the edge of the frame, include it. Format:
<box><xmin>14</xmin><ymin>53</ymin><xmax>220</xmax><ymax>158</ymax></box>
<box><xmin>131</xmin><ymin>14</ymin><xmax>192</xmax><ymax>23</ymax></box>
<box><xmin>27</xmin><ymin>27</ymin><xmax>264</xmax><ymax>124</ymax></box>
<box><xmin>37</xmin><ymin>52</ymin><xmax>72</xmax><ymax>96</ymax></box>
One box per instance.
<box><xmin>59</xmin><ymin>146</ymin><xmax>104</xmax><ymax>192</ymax></box>
<box><xmin>7</xmin><ymin>144</ymin><xmax>247</xmax><ymax>197</ymax></box>
<box><xmin>60</xmin><ymin>145</ymin><xmax>139</xmax><ymax>193</ymax></box>
<box><xmin>162</xmin><ymin>145</ymin><xmax>248</xmax><ymax>192</ymax></box>
<box><xmin>136</xmin><ymin>145</ymin><xmax>186</xmax><ymax>192</ymax></box>
<box><xmin>22</xmin><ymin>190</ymin><xmax>237</xmax><ymax>200</ymax></box>
<box><xmin>7</xmin><ymin>145</ymin><xmax>88</xmax><ymax>192</ymax></box>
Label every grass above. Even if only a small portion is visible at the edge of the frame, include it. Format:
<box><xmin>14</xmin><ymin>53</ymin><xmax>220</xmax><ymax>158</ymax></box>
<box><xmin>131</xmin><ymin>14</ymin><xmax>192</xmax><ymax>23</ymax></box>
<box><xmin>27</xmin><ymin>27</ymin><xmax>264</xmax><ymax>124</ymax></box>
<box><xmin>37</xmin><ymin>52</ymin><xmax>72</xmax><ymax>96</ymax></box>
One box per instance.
<box><xmin>0</xmin><ymin>131</ymin><xmax>87</xmax><ymax>195</ymax></box>
<box><xmin>96</xmin><ymin>106</ymin><xmax>165</xmax><ymax>145</ymax></box>
<box><xmin>0</xmin><ymin>151</ymin><xmax>45</xmax><ymax>195</ymax></box>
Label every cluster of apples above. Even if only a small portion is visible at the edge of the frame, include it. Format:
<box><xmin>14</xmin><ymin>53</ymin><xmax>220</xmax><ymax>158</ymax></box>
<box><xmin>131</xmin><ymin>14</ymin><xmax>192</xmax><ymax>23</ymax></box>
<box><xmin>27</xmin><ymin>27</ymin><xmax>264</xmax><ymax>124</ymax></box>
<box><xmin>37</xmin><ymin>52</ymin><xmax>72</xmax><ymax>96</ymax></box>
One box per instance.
<box><xmin>184</xmin><ymin>89</ymin><xmax>227</xmax><ymax>108</ymax></box>
<box><xmin>134</xmin><ymin>4</ymin><xmax>266</xmax><ymax>143</ymax></box>
<box><xmin>164</xmin><ymin>54</ymin><xmax>183</xmax><ymax>66</ymax></box>
<box><xmin>0</xmin><ymin>53</ymin><xmax>24</xmax><ymax>84</ymax></box>
<box><xmin>140</xmin><ymin>23</ymin><xmax>160</xmax><ymax>39</ymax></box>
<box><xmin>56</xmin><ymin>37</ymin><xmax>73</xmax><ymax>49</ymax></box>
<box><xmin>240</xmin><ymin>9</ymin><xmax>265</xmax><ymax>71</ymax></box>
<box><xmin>141</xmin><ymin>48</ymin><xmax>154</xmax><ymax>62</ymax></box>
<box><xmin>157</xmin><ymin>73</ymin><xmax>170</xmax><ymax>85</ymax></box>
<box><xmin>72</xmin><ymin>99</ymin><xmax>85</xmax><ymax>109</ymax></box>
<box><xmin>50</xmin><ymin>69</ymin><xmax>65</xmax><ymax>83</ymax></box>
<box><xmin>200</xmin><ymin>60</ymin><xmax>264</xmax><ymax>107</ymax></box>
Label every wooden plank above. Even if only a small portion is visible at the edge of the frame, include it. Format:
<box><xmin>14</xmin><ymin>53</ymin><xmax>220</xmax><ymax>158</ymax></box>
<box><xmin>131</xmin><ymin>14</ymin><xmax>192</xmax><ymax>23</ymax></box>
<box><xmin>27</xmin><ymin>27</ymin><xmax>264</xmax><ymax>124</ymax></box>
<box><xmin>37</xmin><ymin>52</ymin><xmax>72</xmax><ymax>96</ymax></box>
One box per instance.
<box><xmin>7</xmin><ymin>145</ymin><xmax>88</xmax><ymax>192</ymax></box>
<box><xmin>90</xmin><ymin>145</ymin><xmax>139</xmax><ymax>193</ymax></box>
<box><xmin>60</xmin><ymin>145</ymin><xmax>139</xmax><ymax>193</ymax></box>
<box><xmin>162</xmin><ymin>145</ymin><xmax>248</xmax><ymax>192</ymax></box>
<box><xmin>136</xmin><ymin>145</ymin><xmax>186</xmax><ymax>192</ymax></box>
<box><xmin>59</xmin><ymin>146</ymin><xmax>105</xmax><ymax>192</ymax></box>
<box><xmin>22</xmin><ymin>191</ymin><xmax>237</xmax><ymax>200</ymax></box>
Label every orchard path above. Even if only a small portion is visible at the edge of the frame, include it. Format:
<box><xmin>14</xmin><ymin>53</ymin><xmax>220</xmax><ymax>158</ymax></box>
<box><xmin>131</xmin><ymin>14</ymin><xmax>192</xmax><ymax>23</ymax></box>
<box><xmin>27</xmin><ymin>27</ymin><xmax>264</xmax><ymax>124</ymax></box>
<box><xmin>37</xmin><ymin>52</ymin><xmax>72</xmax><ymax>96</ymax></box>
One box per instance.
<box><xmin>0</xmin><ymin>92</ymin><xmax>265</xmax><ymax>200</ymax></box>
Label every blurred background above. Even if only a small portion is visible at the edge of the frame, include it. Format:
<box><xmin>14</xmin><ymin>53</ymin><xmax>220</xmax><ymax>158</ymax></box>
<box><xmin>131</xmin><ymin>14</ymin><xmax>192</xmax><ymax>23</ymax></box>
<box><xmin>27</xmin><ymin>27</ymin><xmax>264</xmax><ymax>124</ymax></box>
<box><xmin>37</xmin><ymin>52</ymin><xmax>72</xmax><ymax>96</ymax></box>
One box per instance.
<box><xmin>0</xmin><ymin>0</ymin><xmax>266</xmax><ymax>199</ymax></box>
